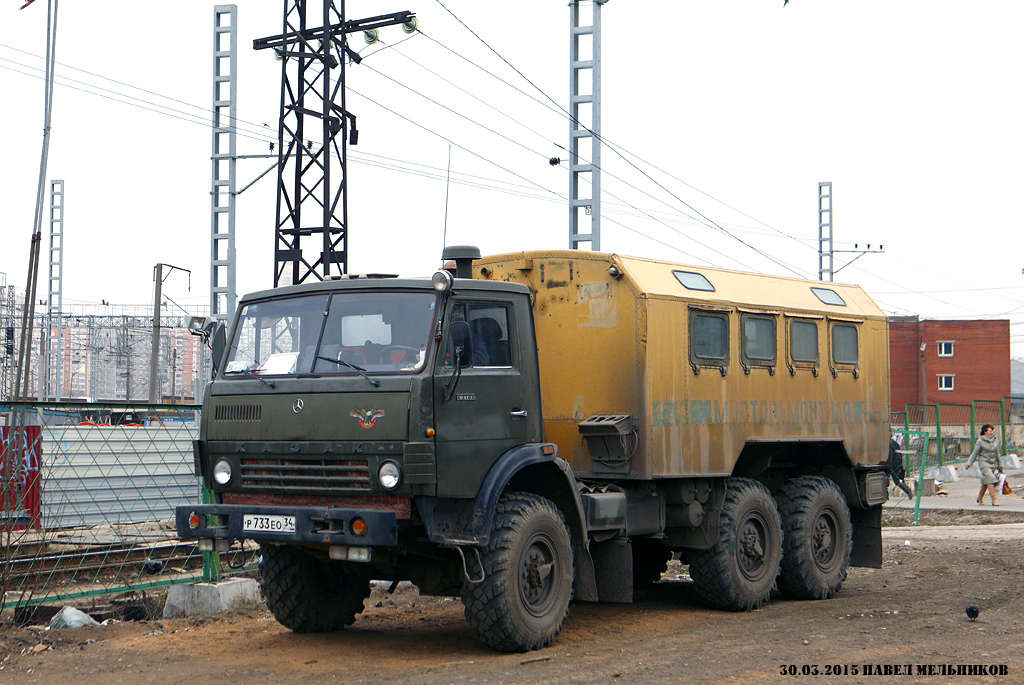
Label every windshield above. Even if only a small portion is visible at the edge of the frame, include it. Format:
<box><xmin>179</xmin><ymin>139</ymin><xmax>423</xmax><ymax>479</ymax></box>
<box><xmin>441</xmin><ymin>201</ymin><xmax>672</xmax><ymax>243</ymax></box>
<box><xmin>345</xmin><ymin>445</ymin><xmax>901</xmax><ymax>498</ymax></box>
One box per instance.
<box><xmin>223</xmin><ymin>290</ymin><xmax>437</xmax><ymax>377</ymax></box>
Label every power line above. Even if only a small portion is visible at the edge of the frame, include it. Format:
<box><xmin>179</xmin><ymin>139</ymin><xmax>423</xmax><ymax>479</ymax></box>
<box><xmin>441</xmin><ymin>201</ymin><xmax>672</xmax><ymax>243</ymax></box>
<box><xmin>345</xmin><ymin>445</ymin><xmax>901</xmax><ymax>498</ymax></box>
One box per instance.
<box><xmin>428</xmin><ymin>2</ymin><xmax>812</xmax><ymax>278</ymax></box>
<box><xmin>0</xmin><ymin>44</ymin><xmax>280</xmax><ymax>142</ymax></box>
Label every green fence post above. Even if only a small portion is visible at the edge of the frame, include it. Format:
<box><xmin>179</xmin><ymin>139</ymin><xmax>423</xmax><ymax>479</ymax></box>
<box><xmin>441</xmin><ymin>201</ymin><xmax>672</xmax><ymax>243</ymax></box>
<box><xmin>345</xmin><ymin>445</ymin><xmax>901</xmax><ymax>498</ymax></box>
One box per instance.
<box><xmin>970</xmin><ymin>402</ymin><xmax>976</xmax><ymax>447</ymax></box>
<box><xmin>935</xmin><ymin>405</ymin><xmax>944</xmax><ymax>468</ymax></box>
<box><xmin>1000</xmin><ymin>398</ymin><xmax>1007</xmax><ymax>456</ymax></box>
<box><xmin>913</xmin><ymin>434</ymin><xmax>929</xmax><ymax>527</ymax></box>
<box><xmin>202</xmin><ymin>487</ymin><xmax>221</xmax><ymax>582</ymax></box>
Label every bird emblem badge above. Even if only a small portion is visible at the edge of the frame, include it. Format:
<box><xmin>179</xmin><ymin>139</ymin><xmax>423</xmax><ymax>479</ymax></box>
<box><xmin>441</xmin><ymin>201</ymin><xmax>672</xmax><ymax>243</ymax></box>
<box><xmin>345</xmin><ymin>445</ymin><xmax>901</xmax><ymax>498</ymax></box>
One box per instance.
<box><xmin>351</xmin><ymin>408</ymin><xmax>385</xmax><ymax>429</ymax></box>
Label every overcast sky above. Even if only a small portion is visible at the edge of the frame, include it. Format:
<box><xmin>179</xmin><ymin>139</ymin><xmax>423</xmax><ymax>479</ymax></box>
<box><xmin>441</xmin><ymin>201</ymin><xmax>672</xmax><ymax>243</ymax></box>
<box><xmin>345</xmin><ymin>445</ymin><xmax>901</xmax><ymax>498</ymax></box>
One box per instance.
<box><xmin>1</xmin><ymin>1</ymin><xmax>1021</xmax><ymax>357</ymax></box>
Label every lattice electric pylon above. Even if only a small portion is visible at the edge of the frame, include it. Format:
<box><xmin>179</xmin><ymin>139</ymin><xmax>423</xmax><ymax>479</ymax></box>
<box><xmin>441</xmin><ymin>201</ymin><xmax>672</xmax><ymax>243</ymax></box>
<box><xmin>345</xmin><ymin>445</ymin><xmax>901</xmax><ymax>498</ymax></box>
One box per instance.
<box><xmin>254</xmin><ymin>1</ymin><xmax>414</xmax><ymax>286</ymax></box>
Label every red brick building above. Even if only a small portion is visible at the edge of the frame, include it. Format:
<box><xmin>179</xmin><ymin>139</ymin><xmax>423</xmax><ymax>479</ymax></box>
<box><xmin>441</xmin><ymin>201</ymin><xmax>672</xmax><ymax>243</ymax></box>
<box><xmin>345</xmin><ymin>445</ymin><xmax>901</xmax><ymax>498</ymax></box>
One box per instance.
<box><xmin>888</xmin><ymin>316</ymin><xmax>1011</xmax><ymax>411</ymax></box>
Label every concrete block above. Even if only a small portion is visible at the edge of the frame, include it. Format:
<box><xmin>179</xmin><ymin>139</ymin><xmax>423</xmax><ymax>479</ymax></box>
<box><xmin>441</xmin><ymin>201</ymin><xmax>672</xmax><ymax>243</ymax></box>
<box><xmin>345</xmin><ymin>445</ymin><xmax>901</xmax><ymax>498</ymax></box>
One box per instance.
<box><xmin>913</xmin><ymin>479</ymin><xmax>936</xmax><ymax>497</ymax></box>
<box><xmin>925</xmin><ymin>466</ymin><xmax>959</xmax><ymax>483</ymax></box>
<box><xmin>1000</xmin><ymin>454</ymin><xmax>1021</xmax><ymax>469</ymax></box>
<box><xmin>163</xmin><ymin>578</ymin><xmax>261</xmax><ymax>619</ymax></box>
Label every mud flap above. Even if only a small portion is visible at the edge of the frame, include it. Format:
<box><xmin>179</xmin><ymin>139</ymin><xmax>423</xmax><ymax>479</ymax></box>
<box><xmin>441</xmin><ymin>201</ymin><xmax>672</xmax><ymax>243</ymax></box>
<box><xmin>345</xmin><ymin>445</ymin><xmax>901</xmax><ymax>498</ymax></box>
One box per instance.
<box><xmin>590</xmin><ymin>538</ymin><xmax>634</xmax><ymax>603</ymax></box>
<box><xmin>849</xmin><ymin>505</ymin><xmax>882</xmax><ymax>568</ymax></box>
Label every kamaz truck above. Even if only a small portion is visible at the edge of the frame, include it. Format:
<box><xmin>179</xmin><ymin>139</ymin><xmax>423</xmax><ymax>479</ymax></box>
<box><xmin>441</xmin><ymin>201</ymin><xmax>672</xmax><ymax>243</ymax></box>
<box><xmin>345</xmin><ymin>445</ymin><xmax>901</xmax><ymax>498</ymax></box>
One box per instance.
<box><xmin>177</xmin><ymin>247</ymin><xmax>890</xmax><ymax>652</ymax></box>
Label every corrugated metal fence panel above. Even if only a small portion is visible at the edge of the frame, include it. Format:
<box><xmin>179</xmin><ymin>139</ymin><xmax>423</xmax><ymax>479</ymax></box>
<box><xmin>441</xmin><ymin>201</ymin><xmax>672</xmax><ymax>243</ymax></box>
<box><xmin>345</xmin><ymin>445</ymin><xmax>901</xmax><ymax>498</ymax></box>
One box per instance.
<box><xmin>40</xmin><ymin>426</ymin><xmax>201</xmax><ymax>529</ymax></box>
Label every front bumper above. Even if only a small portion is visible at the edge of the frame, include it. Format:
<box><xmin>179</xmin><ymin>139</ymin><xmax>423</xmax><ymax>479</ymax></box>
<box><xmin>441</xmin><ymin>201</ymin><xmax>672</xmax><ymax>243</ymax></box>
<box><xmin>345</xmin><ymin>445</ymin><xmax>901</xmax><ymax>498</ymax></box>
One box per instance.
<box><xmin>175</xmin><ymin>504</ymin><xmax>399</xmax><ymax>547</ymax></box>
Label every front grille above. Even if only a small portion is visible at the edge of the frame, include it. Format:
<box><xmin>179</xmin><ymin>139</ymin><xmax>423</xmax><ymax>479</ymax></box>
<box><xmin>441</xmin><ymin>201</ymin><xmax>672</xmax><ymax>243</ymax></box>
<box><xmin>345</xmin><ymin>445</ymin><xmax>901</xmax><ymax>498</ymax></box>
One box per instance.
<box><xmin>214</xmin><ymin>404</ymin><xmax>262</xmax><ymax>421</ymax></box>
<box><xmin>239</xmin><ymin>456</ymin><xmax>370</xmax><ymax>494</ymax></box>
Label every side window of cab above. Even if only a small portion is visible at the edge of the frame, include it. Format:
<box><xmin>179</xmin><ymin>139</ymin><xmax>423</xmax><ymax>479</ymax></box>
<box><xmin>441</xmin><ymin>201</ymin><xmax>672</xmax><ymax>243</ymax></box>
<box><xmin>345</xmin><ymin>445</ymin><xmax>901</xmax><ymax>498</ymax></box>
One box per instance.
<box><xmin>445</xmin><ymin>303</ymin><xmax>513</xmax><ymax>368</ymax></box>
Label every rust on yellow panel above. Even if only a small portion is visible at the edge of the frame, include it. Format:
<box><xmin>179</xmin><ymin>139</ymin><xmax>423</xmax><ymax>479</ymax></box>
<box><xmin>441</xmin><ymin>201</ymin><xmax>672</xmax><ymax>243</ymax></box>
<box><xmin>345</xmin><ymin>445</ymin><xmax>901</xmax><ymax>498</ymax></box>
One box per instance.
<box><xmin>474</xmin><ymin>250</ymin><xmax>890</xmax><ymax>480</ymax></box>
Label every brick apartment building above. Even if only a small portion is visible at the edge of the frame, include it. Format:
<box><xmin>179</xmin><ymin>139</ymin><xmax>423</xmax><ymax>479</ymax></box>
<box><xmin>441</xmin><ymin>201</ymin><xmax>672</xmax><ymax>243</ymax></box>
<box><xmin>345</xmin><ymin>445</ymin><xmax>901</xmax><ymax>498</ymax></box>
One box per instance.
<box><xmin>888</xmin><ymin>316</ymin><xmax>1011</xmax><ymax>411</ymax></box>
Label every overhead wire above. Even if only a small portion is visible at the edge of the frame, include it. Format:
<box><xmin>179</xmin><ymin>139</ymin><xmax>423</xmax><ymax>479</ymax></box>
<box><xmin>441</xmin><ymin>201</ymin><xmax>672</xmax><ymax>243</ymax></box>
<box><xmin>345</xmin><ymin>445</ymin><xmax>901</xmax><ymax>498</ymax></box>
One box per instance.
<box><xmin>3</xmin><ymin>19</ymin><xmax>1020</xmax><ymax>330</ymax></box>
<box><xmin>356</xmin><ymin>60</ymin><xmax>767</xmax><ymax>271</ymax></box>
<box><xmin>0</xmin><ymin>52</ymin><xmax>565</xmax><ymax>207</ymax></box>
<box><xmin>0</xmin><ymin>43</ymin><xmax>281</xmax><ymax>143</ymax></box>
<box><xmin>1</xmin><ymin>34</ymin><xmax>809</xmax><ymax>273</ymax></box>
<box><xmin>4</xmin><ymin>35</ymin><xmax>704</xmax><ymax>248</ymax></box>
<box><xmin>0</xmin><ymin>59</ymin><xmax>279</xmax><ymax>148</ymax></box>
<box><xmin>430</xmin><ymin>0</ymin><xmax>812</xmax><ymax>279</ymax></box>
<box><xmin>427</xmin><ymin>1</ymin><xmax>1023</xmax><ymax>324</ymax></box>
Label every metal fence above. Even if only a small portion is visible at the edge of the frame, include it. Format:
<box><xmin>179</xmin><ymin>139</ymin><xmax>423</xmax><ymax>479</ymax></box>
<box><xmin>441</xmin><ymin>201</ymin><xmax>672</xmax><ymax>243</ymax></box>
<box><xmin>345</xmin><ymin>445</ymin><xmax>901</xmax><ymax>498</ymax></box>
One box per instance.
<box><xmin>1</xmin><ymin>395</ymin><xmax>1020</xmax><ymax>612</ymax></box>
<box><xmin>0</xmin><ymin>401</ymin><xmax>251</xmax><ymax>614</ymax></box>
<box><xmin>892</xmin><ymin>396</ymin><xmax>1024</xmax><ymax>473</ymax></box>
<box><xmin>891</xmin><ymin>429</ymin><xmax>931</xmax><ymax>525</ymax></box>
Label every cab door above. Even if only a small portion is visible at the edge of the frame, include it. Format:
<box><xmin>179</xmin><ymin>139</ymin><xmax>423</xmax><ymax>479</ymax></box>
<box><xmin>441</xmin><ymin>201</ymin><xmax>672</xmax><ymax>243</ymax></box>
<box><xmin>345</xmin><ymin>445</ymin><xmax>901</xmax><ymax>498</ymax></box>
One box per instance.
<box><xmin>432</xmin><ymin>298</ymin><xmax>537</xmax><ymax>497</ymax></box>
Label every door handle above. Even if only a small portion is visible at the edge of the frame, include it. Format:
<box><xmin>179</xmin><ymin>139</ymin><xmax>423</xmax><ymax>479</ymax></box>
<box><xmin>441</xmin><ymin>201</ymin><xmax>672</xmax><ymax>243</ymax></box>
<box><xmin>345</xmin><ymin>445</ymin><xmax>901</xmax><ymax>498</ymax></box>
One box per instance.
<box><xmin>510</xmin><ymin>410</ymin><xmax>528</xmax><ymax>418</ymax></box>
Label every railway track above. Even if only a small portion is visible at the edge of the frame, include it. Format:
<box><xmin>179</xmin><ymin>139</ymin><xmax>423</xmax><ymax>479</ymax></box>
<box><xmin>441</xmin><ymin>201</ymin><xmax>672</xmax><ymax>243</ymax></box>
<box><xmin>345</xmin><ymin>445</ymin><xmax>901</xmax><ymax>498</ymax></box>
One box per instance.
<box><xmin>0</xmin><ymin>527</ymin><xmax>257</xmax><ymax>605</ymax></box>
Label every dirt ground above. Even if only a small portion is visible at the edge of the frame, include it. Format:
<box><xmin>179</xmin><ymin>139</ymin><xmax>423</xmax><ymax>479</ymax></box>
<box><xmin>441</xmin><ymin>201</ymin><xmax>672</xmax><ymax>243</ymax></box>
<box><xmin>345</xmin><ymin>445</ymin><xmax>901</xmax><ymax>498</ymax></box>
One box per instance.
<box><xmin>3</xmin><ymin>510</ymin><xmax>1024</xmax><ymax>685</ymax></box>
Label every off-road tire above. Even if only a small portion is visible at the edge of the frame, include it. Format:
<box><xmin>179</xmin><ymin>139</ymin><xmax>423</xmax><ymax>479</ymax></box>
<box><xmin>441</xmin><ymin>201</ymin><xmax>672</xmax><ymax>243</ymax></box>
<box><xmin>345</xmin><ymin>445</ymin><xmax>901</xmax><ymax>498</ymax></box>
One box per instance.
<box><xmin>461</xmin><ymin>493</ymin><xmax>574</xmax><ymax>652</ymax></box>
<box><xmin>259</xmin><ymin>543</ymin><xmax>371</xmax><ymax>633</ymax></box>
<box><xmin>775</xmin><ymin>476</ymin><xmax>852</xmax><ymax>600</ymax></box>
<box><xmin>632</xmin><ymin>541</ymin><xmax>673</xmax><ymax>588</ymax></box>
<box><xmin>689</xmin><ymin>478</ymin><xmax>782</xmax><ymax>611</ymax></box>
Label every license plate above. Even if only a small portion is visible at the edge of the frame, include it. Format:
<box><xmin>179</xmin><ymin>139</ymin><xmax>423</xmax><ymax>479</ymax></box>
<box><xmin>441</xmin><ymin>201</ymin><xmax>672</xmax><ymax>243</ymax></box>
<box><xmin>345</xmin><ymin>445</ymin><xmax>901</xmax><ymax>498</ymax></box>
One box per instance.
<box><xmin>243</xmin><ymin>514</ymin><xmax>296</xmax><ymax>534</ymax></box>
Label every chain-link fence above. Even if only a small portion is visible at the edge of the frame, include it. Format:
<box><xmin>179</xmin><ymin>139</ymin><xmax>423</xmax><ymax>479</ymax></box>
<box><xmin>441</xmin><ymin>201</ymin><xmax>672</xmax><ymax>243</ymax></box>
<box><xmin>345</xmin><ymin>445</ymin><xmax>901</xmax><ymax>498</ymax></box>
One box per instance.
<box><xmin>0</xmin><ymin>402</ymin><xmax>253</xmax><ymax>614</ymax></box>
<box><xmin>1009</xmin><ymin>396</ymin><xmax>1024</xmax><ymax>454</ymax></box>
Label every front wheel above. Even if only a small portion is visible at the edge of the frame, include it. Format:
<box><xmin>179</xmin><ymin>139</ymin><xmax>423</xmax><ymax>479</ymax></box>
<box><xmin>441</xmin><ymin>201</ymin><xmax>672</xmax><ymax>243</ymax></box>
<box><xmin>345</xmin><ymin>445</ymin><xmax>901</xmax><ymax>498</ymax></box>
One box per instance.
<box><xmin>689</xmin><ymin>478</ymin><xmax>782</xmax><ymax>611</ymax></box>
<box><xmin>775</xmin><ymin>476</ymin><xmax>852</xmax><ymax>600</ymax></box>
<box><xmin>461</xmin><ymin>493</ymin><xmax>574</xmax><ymax>652</ymax></box>
<box><xmin>259</xmin><ymin>543</ymin><xmax>371</xmax><ymax>633</ymax></box>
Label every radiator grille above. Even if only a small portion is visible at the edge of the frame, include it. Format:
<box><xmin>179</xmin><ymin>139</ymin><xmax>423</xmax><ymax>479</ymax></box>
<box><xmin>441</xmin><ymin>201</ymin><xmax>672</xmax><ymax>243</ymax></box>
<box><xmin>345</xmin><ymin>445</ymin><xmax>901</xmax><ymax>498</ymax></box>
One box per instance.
<box><xmin>239</xmin><ymin>456</ymin><xmax>370</xmax><ymax>494</ymax></box>
<box><xmin>214</xmin><ymin>405</ymin><xmax>262</xmax><ymax>422</ymax></box>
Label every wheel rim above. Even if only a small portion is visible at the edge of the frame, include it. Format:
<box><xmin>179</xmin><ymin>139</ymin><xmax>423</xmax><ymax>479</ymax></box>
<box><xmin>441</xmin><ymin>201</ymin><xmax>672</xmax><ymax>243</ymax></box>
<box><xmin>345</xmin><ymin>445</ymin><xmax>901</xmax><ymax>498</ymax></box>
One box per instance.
<box><xmin>811</xmin><ymin>507</ymin><xmax>840</xmax><ymax>573</ymax></box>
<box><xmin>737</xmin><ymin>512</ymin><xmax>772</xmax><ymax>582</ymax></box>
<box><xmin>519</xmin><ymin>532</ymin><xmax>559</xmax><ymax>617</ymax></box>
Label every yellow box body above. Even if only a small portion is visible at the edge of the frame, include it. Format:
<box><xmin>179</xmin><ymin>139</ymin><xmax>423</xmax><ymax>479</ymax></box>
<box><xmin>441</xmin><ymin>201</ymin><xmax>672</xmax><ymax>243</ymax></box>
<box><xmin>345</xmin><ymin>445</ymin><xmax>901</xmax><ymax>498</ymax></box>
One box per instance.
<box><xmin>474</xmin><ymin>250</ymin><xmax>890</xmax><ymax>480</ymax></box>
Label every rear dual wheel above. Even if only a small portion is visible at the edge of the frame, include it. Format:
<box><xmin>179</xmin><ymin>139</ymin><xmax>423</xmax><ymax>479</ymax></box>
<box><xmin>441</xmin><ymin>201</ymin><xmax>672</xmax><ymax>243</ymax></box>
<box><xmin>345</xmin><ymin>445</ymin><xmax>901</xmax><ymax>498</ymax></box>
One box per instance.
<box><xmin>775</xmin><ymin>476</ymin><xmax>852</xmax><ymax>600</ymax></box>
<box><xmin>690</xmin><ymin>478</ymin><xmax>782</xmax><ymax>611</ymax></box>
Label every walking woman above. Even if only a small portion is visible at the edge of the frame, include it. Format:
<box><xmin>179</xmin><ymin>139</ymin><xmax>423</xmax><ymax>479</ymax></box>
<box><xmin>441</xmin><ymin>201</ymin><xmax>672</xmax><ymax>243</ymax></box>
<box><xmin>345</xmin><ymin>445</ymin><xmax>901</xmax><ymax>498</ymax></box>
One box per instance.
<box><xmin>966</xmin><ymin>424</ymin><xmax>1002</xmax><ymax>505</ymax></box>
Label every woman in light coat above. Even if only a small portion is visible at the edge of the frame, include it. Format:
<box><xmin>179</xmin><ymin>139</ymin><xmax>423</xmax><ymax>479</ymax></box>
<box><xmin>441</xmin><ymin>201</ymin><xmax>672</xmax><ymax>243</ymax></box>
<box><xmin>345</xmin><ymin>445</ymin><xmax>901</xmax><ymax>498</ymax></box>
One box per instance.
<box><xmin>965</xmin><ymin>424</ymin><xmax>1001</xmax><ymax>505</ymax></box>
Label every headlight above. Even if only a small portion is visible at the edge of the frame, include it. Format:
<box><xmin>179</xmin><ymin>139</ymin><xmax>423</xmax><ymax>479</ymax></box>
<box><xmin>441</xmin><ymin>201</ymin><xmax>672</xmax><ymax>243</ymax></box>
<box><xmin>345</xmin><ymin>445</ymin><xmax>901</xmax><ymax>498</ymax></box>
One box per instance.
<box><xmin>431</xmin><ymin>270</ymin><xmax>453</xmax><ymax>292</ymax></box>
<box><xmin>378</xmin><ymin>461</ymin><xmax>401</xmax><ymax>489</ymax></box>
<box><xmin>213</xmin><ymin>459</ymin><xmax>233</xmax><ymax>486</ymax></box>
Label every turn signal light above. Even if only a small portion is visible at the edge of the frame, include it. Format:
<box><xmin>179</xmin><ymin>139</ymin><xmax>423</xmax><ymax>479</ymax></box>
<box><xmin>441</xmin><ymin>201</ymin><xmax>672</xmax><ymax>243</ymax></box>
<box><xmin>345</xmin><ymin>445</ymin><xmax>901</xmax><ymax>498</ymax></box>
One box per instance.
<box><xmin>542</xmin><ymin>444</ymin><xmax>555</xmax><ymax>455</ymax></box>
<box><xmin>351</xmin><ymin>517</ymin><xmax>367</xmax><ymax>537</ymax></box>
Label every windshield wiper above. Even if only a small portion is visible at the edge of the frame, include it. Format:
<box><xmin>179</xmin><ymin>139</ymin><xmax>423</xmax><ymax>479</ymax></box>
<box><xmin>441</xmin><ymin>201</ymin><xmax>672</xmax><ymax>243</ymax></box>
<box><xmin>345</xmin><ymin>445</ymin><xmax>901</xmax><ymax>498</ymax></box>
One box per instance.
<box><xmin>317</xmin><ymin>356</ymin><xmax>380</xmax><ymax>388</ymax></box>
<box><xmin>245</xmin><ymin>371</ymin><xmax>276</xmax><ymax>389</ymax></box>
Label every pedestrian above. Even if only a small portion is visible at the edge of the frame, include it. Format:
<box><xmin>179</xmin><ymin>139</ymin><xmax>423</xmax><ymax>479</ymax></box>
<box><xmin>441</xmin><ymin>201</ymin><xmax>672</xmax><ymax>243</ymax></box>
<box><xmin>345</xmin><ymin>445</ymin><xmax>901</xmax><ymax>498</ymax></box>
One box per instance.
<box><xmin>965</xmin><ymin>424</ymin><xmax>1001</xmax><ymax>506</ymax></box>
<box><xmin>888</xmin><ymin>438</ymin><xmax>913</xmax><ymax>498</ymax></box>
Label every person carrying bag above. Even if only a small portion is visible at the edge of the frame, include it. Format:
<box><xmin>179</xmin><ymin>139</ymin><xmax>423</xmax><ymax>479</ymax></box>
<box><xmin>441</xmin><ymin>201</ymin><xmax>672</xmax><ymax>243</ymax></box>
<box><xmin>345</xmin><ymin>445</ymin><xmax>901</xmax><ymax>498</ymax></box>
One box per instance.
<box><xmin>965</xmin><ymin>424</ymin><xmax>1002</xmax><ymax>505</ymax></box>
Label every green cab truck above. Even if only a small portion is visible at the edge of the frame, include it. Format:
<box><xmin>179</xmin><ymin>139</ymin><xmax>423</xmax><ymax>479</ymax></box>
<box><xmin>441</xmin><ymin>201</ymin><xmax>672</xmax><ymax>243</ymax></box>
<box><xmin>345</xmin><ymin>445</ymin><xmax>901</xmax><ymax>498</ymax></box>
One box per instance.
<box><xmin>177</xmin><ymin>246</ymin><xmax>890</xmax><ymax>652</ymax></box>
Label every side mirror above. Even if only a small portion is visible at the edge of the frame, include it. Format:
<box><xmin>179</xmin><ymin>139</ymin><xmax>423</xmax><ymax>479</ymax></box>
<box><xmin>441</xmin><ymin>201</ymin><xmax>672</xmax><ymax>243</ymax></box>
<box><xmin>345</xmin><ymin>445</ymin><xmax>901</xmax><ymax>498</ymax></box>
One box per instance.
<box><xmin>211</xmin><ymin>323</ymin><xmax>227</xmax><ymax>375</ymax></box>
<box><xmin>190</xmin><ymin>317</ymin><xmax>229</xmax><ymax>376</ymax></box>
<box><xmin>447</xmin><ymin>321</ymin><xmax>472</xmax><ymax>367</ymax></box>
